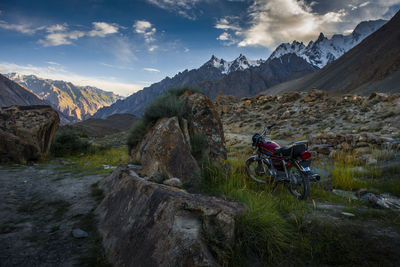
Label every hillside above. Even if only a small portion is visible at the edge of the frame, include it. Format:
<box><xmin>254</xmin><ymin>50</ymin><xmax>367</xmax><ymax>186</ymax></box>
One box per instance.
<box><xmin>61</xmin><ymin>113</ymin><xmax>137</xmax><ymax>138</ymax></box>
<box><xmin>6</xmin><ymin>73</ymin><xmax>122</xmax><ymax>121</ymax></box>
<box><xmin>0</xmin><ymin>74</ymin><xmax>47</xmax><ymax>107</ymax></box>
<box><xmin>265</xmin><ymin>11</ymin><xmax>400</xmax><ymax>95</ymax></box>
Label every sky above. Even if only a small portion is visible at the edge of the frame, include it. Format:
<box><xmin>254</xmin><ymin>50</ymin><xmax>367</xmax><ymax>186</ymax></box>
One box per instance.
<box><xmin>0</xmin><ymin>0</ymin><xmax>399</xmax><ymax>96</ymax></box>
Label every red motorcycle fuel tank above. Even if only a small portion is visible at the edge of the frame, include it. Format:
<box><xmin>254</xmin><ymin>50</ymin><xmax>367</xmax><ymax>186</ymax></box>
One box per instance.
<box><xmin>258</xmin><ymin>141</ymin><xmax>280</xmax><ymax>156</ymax></box>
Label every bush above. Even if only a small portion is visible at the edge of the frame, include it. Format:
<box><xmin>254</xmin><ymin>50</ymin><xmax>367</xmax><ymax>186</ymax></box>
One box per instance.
<box><xmin>127</xmin><ymin>86</ymin><xmax>202</xmax><ymax>151</ymax></box>
<box><xmin>51</xmin><ymin>129</ymin><xmax>91</xmax><ymax>157</ymax></box>
<box><xmin>143</xmin><ymin>93</ymin><xmax>186</xmax><ymax>125</ymax></box>
<box><xmin>127</xmin><ymin>119</ymin><xmax>147</xmax><ymax>151</ymax></box>
<box><xmin>190</xmin><ymin>133</ymin><xmax>208</xmax><ymax>161</ymax></box>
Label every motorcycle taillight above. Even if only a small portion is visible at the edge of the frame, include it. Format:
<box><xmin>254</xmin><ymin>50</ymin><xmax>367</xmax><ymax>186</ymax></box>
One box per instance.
<box><xmin>300</xmin><ymin>151</ymin><xmax>312</xmax><ymax>160</ymax></box>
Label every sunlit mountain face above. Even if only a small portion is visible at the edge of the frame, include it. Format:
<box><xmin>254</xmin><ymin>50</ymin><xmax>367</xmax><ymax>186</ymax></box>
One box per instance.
<box><xmin>0</xmin><ymin>0</ymin><xmax>399</xmax><ymax>96</ymax></box>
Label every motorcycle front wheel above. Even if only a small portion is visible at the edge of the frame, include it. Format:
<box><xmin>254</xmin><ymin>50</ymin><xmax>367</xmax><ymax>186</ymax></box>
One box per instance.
<box><xmin>246</xmin><ymin>156</ymin><xmax>272</xmax><ymax>184</ymax></box>
<box><xmin>287</xmin><ymin>166</ymin><xmax>310</xmax><ymax>200</ymax></box>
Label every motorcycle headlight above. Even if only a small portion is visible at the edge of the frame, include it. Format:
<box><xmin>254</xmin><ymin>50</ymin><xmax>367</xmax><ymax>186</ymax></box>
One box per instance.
<box><xmin>252</xmin><ymin>145</ymin><xmax>257</xmax><ymax>150</ymax></box>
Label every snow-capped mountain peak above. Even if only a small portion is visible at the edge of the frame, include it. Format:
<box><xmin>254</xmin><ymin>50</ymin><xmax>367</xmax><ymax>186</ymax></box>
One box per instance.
<box><xmin>204</xmin><ymin>54</ymin><xmax>264</xmax><ymax>74</ymax></box>
<box><xmin>268</xmin><ymin>19</ymin><xmax>387</xmax><ymax>68</ymax></box>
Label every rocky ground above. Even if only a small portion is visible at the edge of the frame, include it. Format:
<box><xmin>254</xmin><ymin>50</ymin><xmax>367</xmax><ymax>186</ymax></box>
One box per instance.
<box><xmin>215</xmin><ymin>90</ymin><xmax>400</xmax><ymax>154</ymax></box>
<box><xmin>0</xmin><ymin>163</ymin><xmax>105</xmax><ymax>267</ymax></box>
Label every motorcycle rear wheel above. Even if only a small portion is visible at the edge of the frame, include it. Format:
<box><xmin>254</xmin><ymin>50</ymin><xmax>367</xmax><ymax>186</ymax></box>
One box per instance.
<box><xmin>246</xmin><ymin>157</ymin><xmax>272</xmax><ymax>184</ymax></box>
<box><xmin>287</xmin><ymin>167</ymin><xmax>310</xmax><ymax>200</ymax></box>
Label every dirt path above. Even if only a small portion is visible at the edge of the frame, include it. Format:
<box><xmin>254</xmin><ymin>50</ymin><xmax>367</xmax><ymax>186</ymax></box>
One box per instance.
<box><xmin>0</xmin><ymin>163</ymin><xmax>104</xmax><ymax>267</ymax></box>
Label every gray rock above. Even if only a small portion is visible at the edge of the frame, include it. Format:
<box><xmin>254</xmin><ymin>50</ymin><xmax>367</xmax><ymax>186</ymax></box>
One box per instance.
<box><xmin>95</xmin><ymin>166</ymin><xmax>245</xmax><ymax>267</ymax></box>
<box><xmin>332</xmin><ymin>189</ymin><xmax>358</xmax><ymax>200</ymax></box>
<box><xmin>341</xmin><ymin>212</ymin><xmax>356</xmax><ymax>217</ymax></box>
<box><xmin>72</xmin><ymin>228</ymin><xmax>88</xmax><ymax>238</ymax></box>
<box><xmin>163</xmin><ymin>177</ymin><xmax>182</xmax><ymax>188</ymax></box>
<box><xmin>148</xmin><ymin>172</ymin><xmax>166</xmax><ymax>183</ymax></box>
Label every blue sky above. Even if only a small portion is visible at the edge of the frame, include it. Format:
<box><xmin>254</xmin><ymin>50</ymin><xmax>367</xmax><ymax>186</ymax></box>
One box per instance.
<box><xmin>0</xmin><ymin>0</ymin><xmax>399</xmax><ymax>96</ymax></box>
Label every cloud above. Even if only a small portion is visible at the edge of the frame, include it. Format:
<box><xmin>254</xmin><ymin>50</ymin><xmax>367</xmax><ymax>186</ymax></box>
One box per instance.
<box><xmin>0</xmin><ymin>20</ymin><xmax>45</xmax><ymax>35</ymax></box>
<box><xmin>146</xmin><ymin>0</ymin><xmax>203</xmax><ymax>20</ymax></box>
<box><xmin>38</xmin><ymin>22</ymin><xmax>119</xmax><ymax>47</ymax></box>
<box><xmin>88</xmin><ymin>22</ymin><xmax>119</xmax><ymax>37</ymax></box>
<box><xmin>233</xmin><ymin>0</ymin><xmax>346</xmax><ymax>49</ymax></box>
<box><xmin>133</xmin><ymin>20</ymin><xmax>156</xmax><ymax>43</ymax></box>
<box><xmin>143</xmin><ymin>67</ymin><xmax>160</xmax><ymax>72</ymax></box>
<box><xmin>109</xmin><ymin>37</ymin><xmax>136</xmax><ymax>62</ymax></box>
<box><xmin>0</xmin><ymin>61</ymin><xmax>144</xmax><ymax>96</ymax></box>
<box><xmin>100</xmin><ymin>62</ymin><xmax>135</xmax><ymax>71</ymax></box>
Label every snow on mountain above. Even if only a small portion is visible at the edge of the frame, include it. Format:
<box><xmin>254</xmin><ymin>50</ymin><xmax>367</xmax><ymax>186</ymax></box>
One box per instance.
<box><xmin>269</xmin><ymin>19</ymin><xmax>387</xmax><ymax>68</ymax></box>
<box><xmin>206</xmin><ymin>54</ymin><xmax>264</xmax><ymax>74</ymax></box>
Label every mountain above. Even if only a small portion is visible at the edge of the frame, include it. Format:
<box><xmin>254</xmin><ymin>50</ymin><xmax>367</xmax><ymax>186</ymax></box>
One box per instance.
<box><xmin>93</xmin><ymin>59</ymin><xmax>226</xmax><ymax>118</ymax></box>
<box><xmin>266</xmin><ymin>11</ymin><xmax>400</xmax><ymax>95</ymax></box>
<box><xmin>269</xmin><ymin>19</ymin><xmax>387</xmax><ymax>68</ymax></box>
<box><xmin>208</xmin><ymin>54</ymin><xmax>264</xmax><ymax>74</ymax></box>
<box><xmin>93</xmin><ymin>53</ymin><xmax>317</xmax><ymax>118</ymax></box>
<box><xmin>0</xmin><ymin>74</ymin><xmax>48</xmax><ymax>107</ymax></box>
<box><xmin>92</xmin><ymin>18</ymin><xmax>387</xmax><ymax>118</ymax></box>
<box><xmin>5</xmin><ymin>73</ymin><xmax>122</xmax><ymax>121</ymax></box>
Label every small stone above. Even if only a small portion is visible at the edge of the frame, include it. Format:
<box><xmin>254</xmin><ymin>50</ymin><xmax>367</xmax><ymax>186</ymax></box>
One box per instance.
<box><xmin>148</xmin><ymin>172</ymin><xmax>165</xmax><ymax>183</ymax></box>
<box><xmin>72</xmin><ymin>228</ymin><xmax>88</xmax><ymax>238</ymax></box>
<box><xmin>332</xmin><ymin>189</ymin><xmax>358</xmax><ymax>200</ymax></box>
<box><xmin>341</xmin><ymin>212</ymin><xmax>355</xmax><ymax>217</ymax></box>
<box><xmin>163</xmin><ymin>177</ymin><xmax>183</xmax><ymax>188</ymax></box>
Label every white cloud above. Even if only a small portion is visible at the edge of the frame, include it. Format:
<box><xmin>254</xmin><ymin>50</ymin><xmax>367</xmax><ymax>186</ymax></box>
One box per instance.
<box><xmin>38</xmin><ymin>30</ymin><xmax>85</xmax><ymax>46</ymax></box>
<box><xmin>0</xmin><ymin>20</ymin><xmax>44</xmax><ymax>35</ymax></box>
<box><xmin>234</xmin><ymin>0</ymin><xmax>347</xmax><ymax>49</ymax></box>
<box><xmin>148</xmin><ymin>45</ymin><xmax>158</xmax><ymax>52</ymax></box>
<box><xmin>143</xmin><ymin>67</ymin><xmax>160</xmax><ymax>72</ymax></box>
<box><xmin>146</xmin><ymin>0</ymin><xmax>203</xmax><ymax>20</ymax></box>
<box><xmin>133</xmin><ymin>20</ymin><xmax>157</xmax><ymax>43</ymax></box>
<box><xmin>100</xmin><ymin>62</ymin><xmax>135</xmax><ymax>71</ymax></box>
<box><xmin>133</xmin><ymin>20</ymin><xmax>152</xmax><ymax>33</ymax></box>
<box><xmin>38</xmin><ymin>21</ymin><xmax>118</xmax><ymax>47</ymax></box>
<box><xmin>184</xmin><ymin>47</ymin><xmax>190</xmax><ymax>52</ymax></box>
<box><xmin>46</xmin><ymin>24</ymin><xmax>67</xmax><ymax>33</ymax></box>
<box><xmin>0</xmin><ymin>62</ymin><xmax>144</xmax><ymax>96</ymax></box>
<box><xmin>88</xmin><ymin>22</ymin><xmax>118</xmax><ymax>37</ymax></box>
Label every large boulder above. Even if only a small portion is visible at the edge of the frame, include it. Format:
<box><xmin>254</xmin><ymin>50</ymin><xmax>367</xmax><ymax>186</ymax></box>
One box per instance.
<box><xmin>95</xmin><ymin>166</ymin><xmax>245</xmax><ymax>267</ymax></box>
<box><xmin>0</xmin><ymin>105</ymin><xmax>59</xmax><ymax>163</ymax></box>
<box><xmin>131</xmin><ymin>92</ymin><xmax>227</xmax><ymax>188</ymax></box>
<box><xmin>180</xmin><ymin>91</ymin><xmax>227</xmax><ymax>164</ymax></box>
<box><xmin>132</xmin><ymin>116</ymin><xmax>200</xmax><ymax>188</ymax></box>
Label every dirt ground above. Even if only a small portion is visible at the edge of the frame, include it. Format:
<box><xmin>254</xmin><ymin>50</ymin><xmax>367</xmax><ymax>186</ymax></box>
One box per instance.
<box><xmin>0</xmin><ymin>163</ymin><xmax>104</xmax><ymax>267</ymax></box>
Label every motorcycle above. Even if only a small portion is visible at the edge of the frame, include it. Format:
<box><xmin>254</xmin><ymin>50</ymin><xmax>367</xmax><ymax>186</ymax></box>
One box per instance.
<box><xmin>246</xmin><ymin>124</ymin><xmax>320</xmax><ymax>200</ymax></box>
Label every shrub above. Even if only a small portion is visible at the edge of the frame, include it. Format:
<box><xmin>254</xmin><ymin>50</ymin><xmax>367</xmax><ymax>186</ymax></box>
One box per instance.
<box><xmin>127</xmin><ymin>86</ymin><xmax>202</xmax><ymax>151</ymax></box>
<box><xmin>143</xmin><ymin>93</ymin><xmax>186</xmax><ymax>125</ymax></box>
<box><xmin>127</xmin><ymin>119</ymin><xmax>147</xmax><ymax>151</ymax></box>
<box><xmin>51</xmin><ymin>129</ymin><xmax>91</xmax><ymax>157</ymax></box>
<box><xmin>190</xmin><ymin>133</ymin><xmax>208</xmax><ymax>161</ymax></box>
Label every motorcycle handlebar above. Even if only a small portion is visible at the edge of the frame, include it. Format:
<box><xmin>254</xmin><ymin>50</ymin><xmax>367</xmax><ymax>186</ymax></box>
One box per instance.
<box><xmin>267</xmin><ymin>123</ymin><xmax>276</xmax><ymax>130</ymax></box>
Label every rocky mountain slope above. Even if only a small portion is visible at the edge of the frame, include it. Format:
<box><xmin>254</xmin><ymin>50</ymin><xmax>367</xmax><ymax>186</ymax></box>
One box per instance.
<box><xmin>94</xmin><ymin>53</ymin><xmax>318</xmax><ymax>118</ymax></box>
<box><xmin>215</xmin><ymin>90</ymin><xmax>400</xmax><ymax>156</ymax></box>
<box><xmin>61</xmin><ymin>113</ymin><xmax>137</xmax><ymax>138</ymax></box>
<box><xmin>93</xmin><ymin>18</ymin><xmax>385</xmax><ymax>118</ymax></box>
<box><xmin>6</xmin><ymin>73</ymin><xmax>121</xmax><ymax>121</ymax></box>
<box><xmin>269</xmin><ymin>20</ymin><xmax>386</xmax><ymax>68</ymax></box>
<box><xmin>266</xmin><ymin>10</ymin><xmax>400</xmax><ymax>96</ymax></box>
<box><xmin>0</xmin><ymin>74</ymin><xmax>48</xmax><ymax>107</ymax></box>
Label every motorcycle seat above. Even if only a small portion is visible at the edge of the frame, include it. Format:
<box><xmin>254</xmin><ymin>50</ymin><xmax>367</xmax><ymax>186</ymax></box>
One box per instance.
<box><xmin>274</xmin><ymin>146</ymin><xmax>292</xmax><ymax>156</ymax></box>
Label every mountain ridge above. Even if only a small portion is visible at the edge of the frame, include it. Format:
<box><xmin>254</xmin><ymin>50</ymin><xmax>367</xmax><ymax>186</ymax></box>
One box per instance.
<box><xmin>92</xmin><ymin>18</ymin><xmax>388</xmax><ymax>119</ymax></box>
<box><xmin>5</xmin><ymin>73</ymin><xmax>122</xmax><ymax>121</ymax></box>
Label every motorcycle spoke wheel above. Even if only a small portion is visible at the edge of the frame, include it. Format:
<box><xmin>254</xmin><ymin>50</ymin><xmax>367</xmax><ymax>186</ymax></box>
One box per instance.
<box><xmin>246</xmin><ymin>158</ymin><xmax>269</xmax><ymax>184</ymax></box>
<box><xmin>288</xmin><ymin>168</ymin><xmax>310</xmax><ymax>200</ymax></box>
